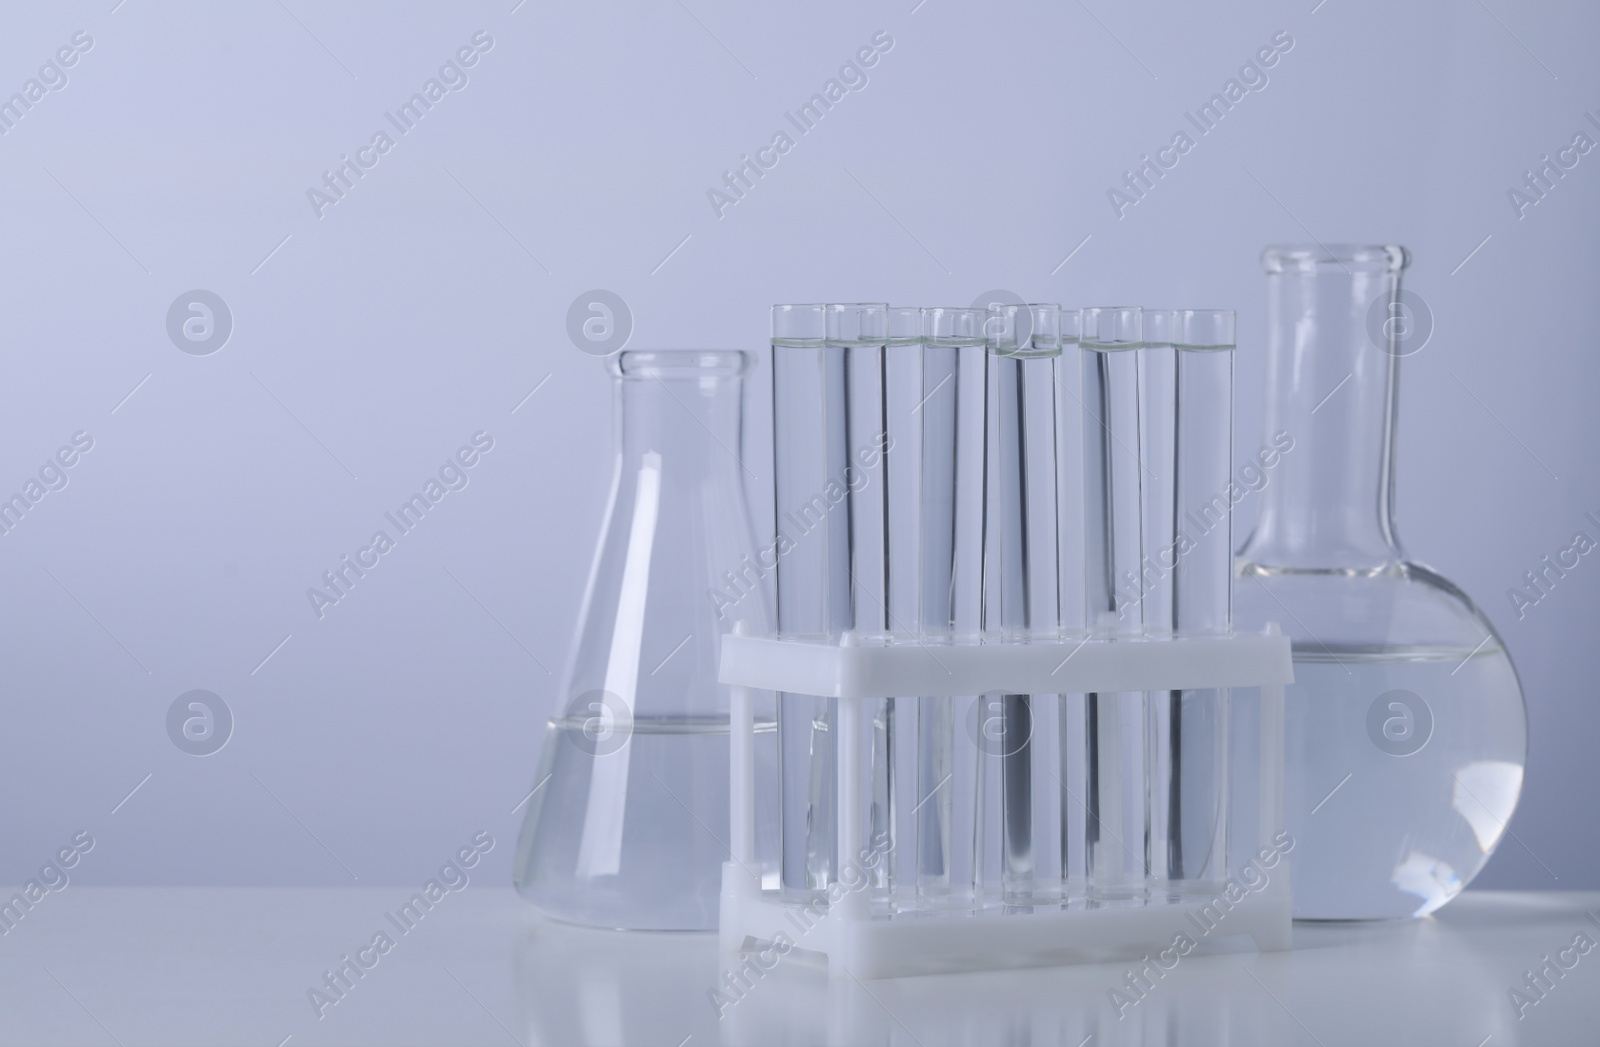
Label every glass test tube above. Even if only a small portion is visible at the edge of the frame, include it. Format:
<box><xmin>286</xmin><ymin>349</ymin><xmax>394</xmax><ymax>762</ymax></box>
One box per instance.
<box><xmin>915</xmin><ymin>307</ymin><xmax>987</xmax><ymax>903</ymax></box>
<box><xmin>827</xmin><ymin>304</ymin><xmax>893</xmax><ymax>641</ymax></box>
<box><xmin>1140</xmin><ymin>310</ymin><xmax>1182</xmax><ymax>892</ymax></box>
<box><xmin>885</xmin><ymin>307</ymin><xmax>925</xmax><ymax>644</ymax></box>
<box><xmin>1081</xmin><ymin>306</ymin><xmax>1148</xmax><ymax>899</ymax></box>
<box><xmin>983</xmin><ymin>303</ymin><xmax>1064</xmax><ymax>902</ymax></box>
<box><xmin>1160</xmin><ymin>309</ymin><xmax>1235</xmax><ymax>892</ymax></box>
<box><xmin>1173</xmin><ymin>310</ymin><xmax>1235</xmax><ymax>635</ymax></box>
<box><xmin>771</xmin><ymin>303</ymin><xmax>837</xmax><ymax>895</ymax></box>
<box><xmin>873</xmin><ymin>306</ymin><xmax>923</xmax><ymax>895</ymax></box>
<box><xmin>1139</xmin><ymin>311</ymin><xmax>1180</xmax><ymax>642</ymax></box>
<box><xmin>1055</xmin><ymin>307</ymin><xmax>1090</xmax><ymax>894</ymax></box>
<box><xmin>828</xmin><ymin>303</ymin><xmax>892</xmax><ymax>896</ymax></box>
<box><xmin>1055</xmin><ymin>307</ymin><xmax>1089</xmax><ymax>629</ymax></box>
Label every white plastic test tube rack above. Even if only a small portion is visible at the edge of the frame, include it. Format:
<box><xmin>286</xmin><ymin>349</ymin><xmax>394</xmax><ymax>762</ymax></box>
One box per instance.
<box><xmin>718</xmin><ymin>623</ymin><xmax>1294</xmax><ymax>979</ymax></box>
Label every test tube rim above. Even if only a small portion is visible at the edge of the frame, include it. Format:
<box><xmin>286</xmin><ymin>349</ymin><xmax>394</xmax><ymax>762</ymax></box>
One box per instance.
<box><xmin>1175</xmin><ymin>308</ymin><xmax>1237</xmax><ymax>353</ymax></box>
<box><xmin>986</xmin><ymin>302</ymin><xmax>1064</xmax><ymax>358</ymax></box>
<box><xmin>824</xmin><ymin>302</ymin><xmax>891</xmax><ymax>347</ymax></box>
<box><xmin>886</xmin><ymin>305</ymin><xmax>924</xmax><ymax>347</ymax></box>
<box><xmin>1081</xmin><ymin>305</ymin><xmax>1143</xmax><ymax>353</ymax></box>
<box><xmin>771</xmin><ymin>303</ymin><xmax>828</xmax><ymax>347</ymax></box>
<box><xmin>921</xmin><ymin>306</ymin><xmax>987</xmax><ymax>347</ymax></box>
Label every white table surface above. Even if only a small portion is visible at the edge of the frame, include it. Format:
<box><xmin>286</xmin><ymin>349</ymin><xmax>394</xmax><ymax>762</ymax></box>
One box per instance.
<box><xmin>0</xmin><ymin>887</ymin><xmax>1594</xmax><ymax>1046</ymax></box>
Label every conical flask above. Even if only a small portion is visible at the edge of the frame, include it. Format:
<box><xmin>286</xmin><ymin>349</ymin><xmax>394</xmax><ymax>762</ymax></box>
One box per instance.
<box><xmin>1236</xmin><ymin>245</ymin><xmax>1527</xmax><ymax>919</ymax></box>
<box><xmin>514</xmin><ymin>350</ymin><xmax>771</xmax><ymax>930</ymax></box>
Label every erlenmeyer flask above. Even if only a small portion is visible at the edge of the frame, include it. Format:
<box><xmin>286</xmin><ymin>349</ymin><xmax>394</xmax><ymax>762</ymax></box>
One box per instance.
<box><xmin>514</xmin><ymin>350</ymin><xmax>772</xmax><ymax>930</ymax></box>
<box><xmin>1235</xmin><ymin>245</ymin><xmax>1527</xmax><ymax>919</ymax></box>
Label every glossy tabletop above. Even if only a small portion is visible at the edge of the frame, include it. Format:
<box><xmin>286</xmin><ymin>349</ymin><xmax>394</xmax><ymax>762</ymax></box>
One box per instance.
<box><xmin>0</xmin><ymin>887</ymin><xmax>1594</xmax><ymax>1046</ymax></box>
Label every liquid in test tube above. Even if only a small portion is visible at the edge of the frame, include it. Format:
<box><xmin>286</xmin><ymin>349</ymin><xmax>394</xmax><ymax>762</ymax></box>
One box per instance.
<box><xmin>1158</xmin><ymin>309</ymin><xmax>1235</xmax><ymax>895</ymax></box>
<box><xmin>1081</xmin><ymin>306</ymin><xmax>1148</xmax><ymax>901</ymax></box>
<box><xmin>914</xmin><ymin>307</ymin><xmax>987</xmax><ymax>904</ymax></box>
<box><xmin>771</xmin><ymin>303</ymin><xmax>846</xmax><ymax>896</ymax></box>
<box><xmin>983</xmin><ymin>303</ymin><xmax>1063</xmax><ymax>903</ymax></box>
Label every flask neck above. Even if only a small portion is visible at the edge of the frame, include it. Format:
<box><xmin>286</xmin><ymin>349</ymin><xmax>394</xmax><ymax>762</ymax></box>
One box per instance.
<box><xmin>611</xmin><ymin>352</ymin><xmax>747</xmax><ymax>475</ymax></box>
<box><xmin>617</xmin><ymin>378</ymin><xmax>743</xmax><ymax>468</ymax></box>
<box><xmin>1241</xmin><ymin>251</ymin><xmax>1406</xmax><ymax>571</ymax></box>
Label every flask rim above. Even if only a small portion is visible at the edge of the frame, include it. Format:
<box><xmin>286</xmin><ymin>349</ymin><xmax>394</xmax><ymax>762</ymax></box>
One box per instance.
<box><xmin>1261</xmin><ymin>243</ymin><xmax>1409</xmax><ymax>274</ymax></box>
<box><xmin>607</xmin><ymin>349</ymin><xmax>749</xmax><ymax>379</ymax></box>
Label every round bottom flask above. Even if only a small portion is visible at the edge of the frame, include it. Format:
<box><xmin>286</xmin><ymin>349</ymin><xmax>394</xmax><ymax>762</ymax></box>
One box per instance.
<box><xmin>1235</xmin><ymin>246</ymin><xmax>1527</xmax><ymax>919</ymax></box>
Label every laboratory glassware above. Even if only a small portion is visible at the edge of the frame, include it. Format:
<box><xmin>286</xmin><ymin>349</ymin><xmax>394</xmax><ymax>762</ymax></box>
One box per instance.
<box><xmin>771</xmin><ymin>304</ymin><xmax>891</xmax><ymax>897</ymax></box>
<box><xmin>720</xmin><ymin>297</ymin><xmax>1297</xmax><ymax>976</ymax></box>
<box><xmin>513</xmin><ymin>350</ymin><xmax>771</xmax><ymax>930</ymax></box>
<box><xmin>983</xmin><ymin>303</ymin><xmax>1067</xmax><ymax>902</ymax></box>
<box><xmin>770</xmin><ymin>303</ymin><xmax>840</xmax><ymax>897</ymax></box>
<box><xmin>1081</xmin><ymin>306</ymin><xmax>1148</xmax><ymax>899</ymax></box>
<box><xmin>1138</xmin><ymin>309</ymin><xmax>1180</xmax><ymax>643</ymax></box>
<box><xmin>875</xmin><ymin>305</ymin><xmax>924</xmax><ymax>893</ymax></box>
<box><xmin>828</xmin><ymin>303</ymin><xmax>897</xmax><ymax>901</ymax></box>
<box><xmin>915</xmin><ymin>306</ymin><xmax>989</xmax><ymax>904</ymax></box>
<box><xmin>1147</xmin><ymin>310</ymin><xmax>1236</xmax><ymax>896</ymax></box>
<box><xmin>1236</xmin><ymin>245</ymin><xmax>1527</xmax><ymax>919</ymax></box>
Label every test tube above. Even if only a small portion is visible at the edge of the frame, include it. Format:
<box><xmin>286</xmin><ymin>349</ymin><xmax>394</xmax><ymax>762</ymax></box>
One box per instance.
<box><xmin>1138</xmin><ymin>310</ymin><xmax>1180</xmax><ymax>641</ymax></box>
<box><xmin>1140</xmin><ymin>310</ymin><xmax>1182</xmax><ymax>893</ymax></box>
<box><xmin>1081</xmin><ymin>306</ymin><xmax>1148</xmax><ymax>900</ymax></box>
<box><xmin>1173</xmin><ymin>310</ymin><xmax>1234</xmax><ymax>637</ymax></box>
<box><xmin>827</xmin><ymin>304</ymin><xmax>893</xmax><ymax>641</ymax></box>
<box><xmin>1054</xmin><ymin>306</ymin><xmax>1089</xmax><ymax>635</ymax></box>
<box><xmin>1055</xmin><ymin>307</ymin><xmax>1089</xmax><ymax>895</ymax></box>
<box><xmin>873</xmin><ymin>306</ymin><xmax>923</xmax><ymax>894</ymax></box>
<box><xmin>983</xmin><ymin>303</ymin><xmax>1064</xmax><ymax>902</ymax></box>
<box><xmin>885</xmin><ymin>307</ymin><xmax>925</xmax><ymax>639</ymax></box>
<box><xmin>1160</xmin><ymin>309</ymin><xmax>1235</xmax><ymax>893</ymax></box>
<box><xmin>771</xmin><ymin>304</ymin><xmax>838</xmax><ymax>896</ymax></box>
<box><xmin>915</xmin><ymin>307</ymin><xmax>986</xmax><ymax>903</ymax></box>
<box><xmin>827</xmin><ymin>303</ymin><xmax>892</xmax><ymax>897</ymax></box>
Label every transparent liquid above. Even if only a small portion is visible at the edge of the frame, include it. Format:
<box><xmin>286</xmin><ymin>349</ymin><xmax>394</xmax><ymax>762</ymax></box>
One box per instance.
<box><xmin>514</xmin><ymin>715</ymin><xmax>773</xmax><ymax>931</ymax></box>
<box><xmin>1286</xmin><ymin>645</ymin><xmax>1525</xmax><ymax>919</ymax></box>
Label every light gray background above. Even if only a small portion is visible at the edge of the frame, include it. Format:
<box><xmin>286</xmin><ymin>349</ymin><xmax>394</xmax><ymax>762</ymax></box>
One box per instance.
<box><xmin>1</xmin><ymin>0</ymin><xmax>1594</xmax><ymax>891</ymax></box>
